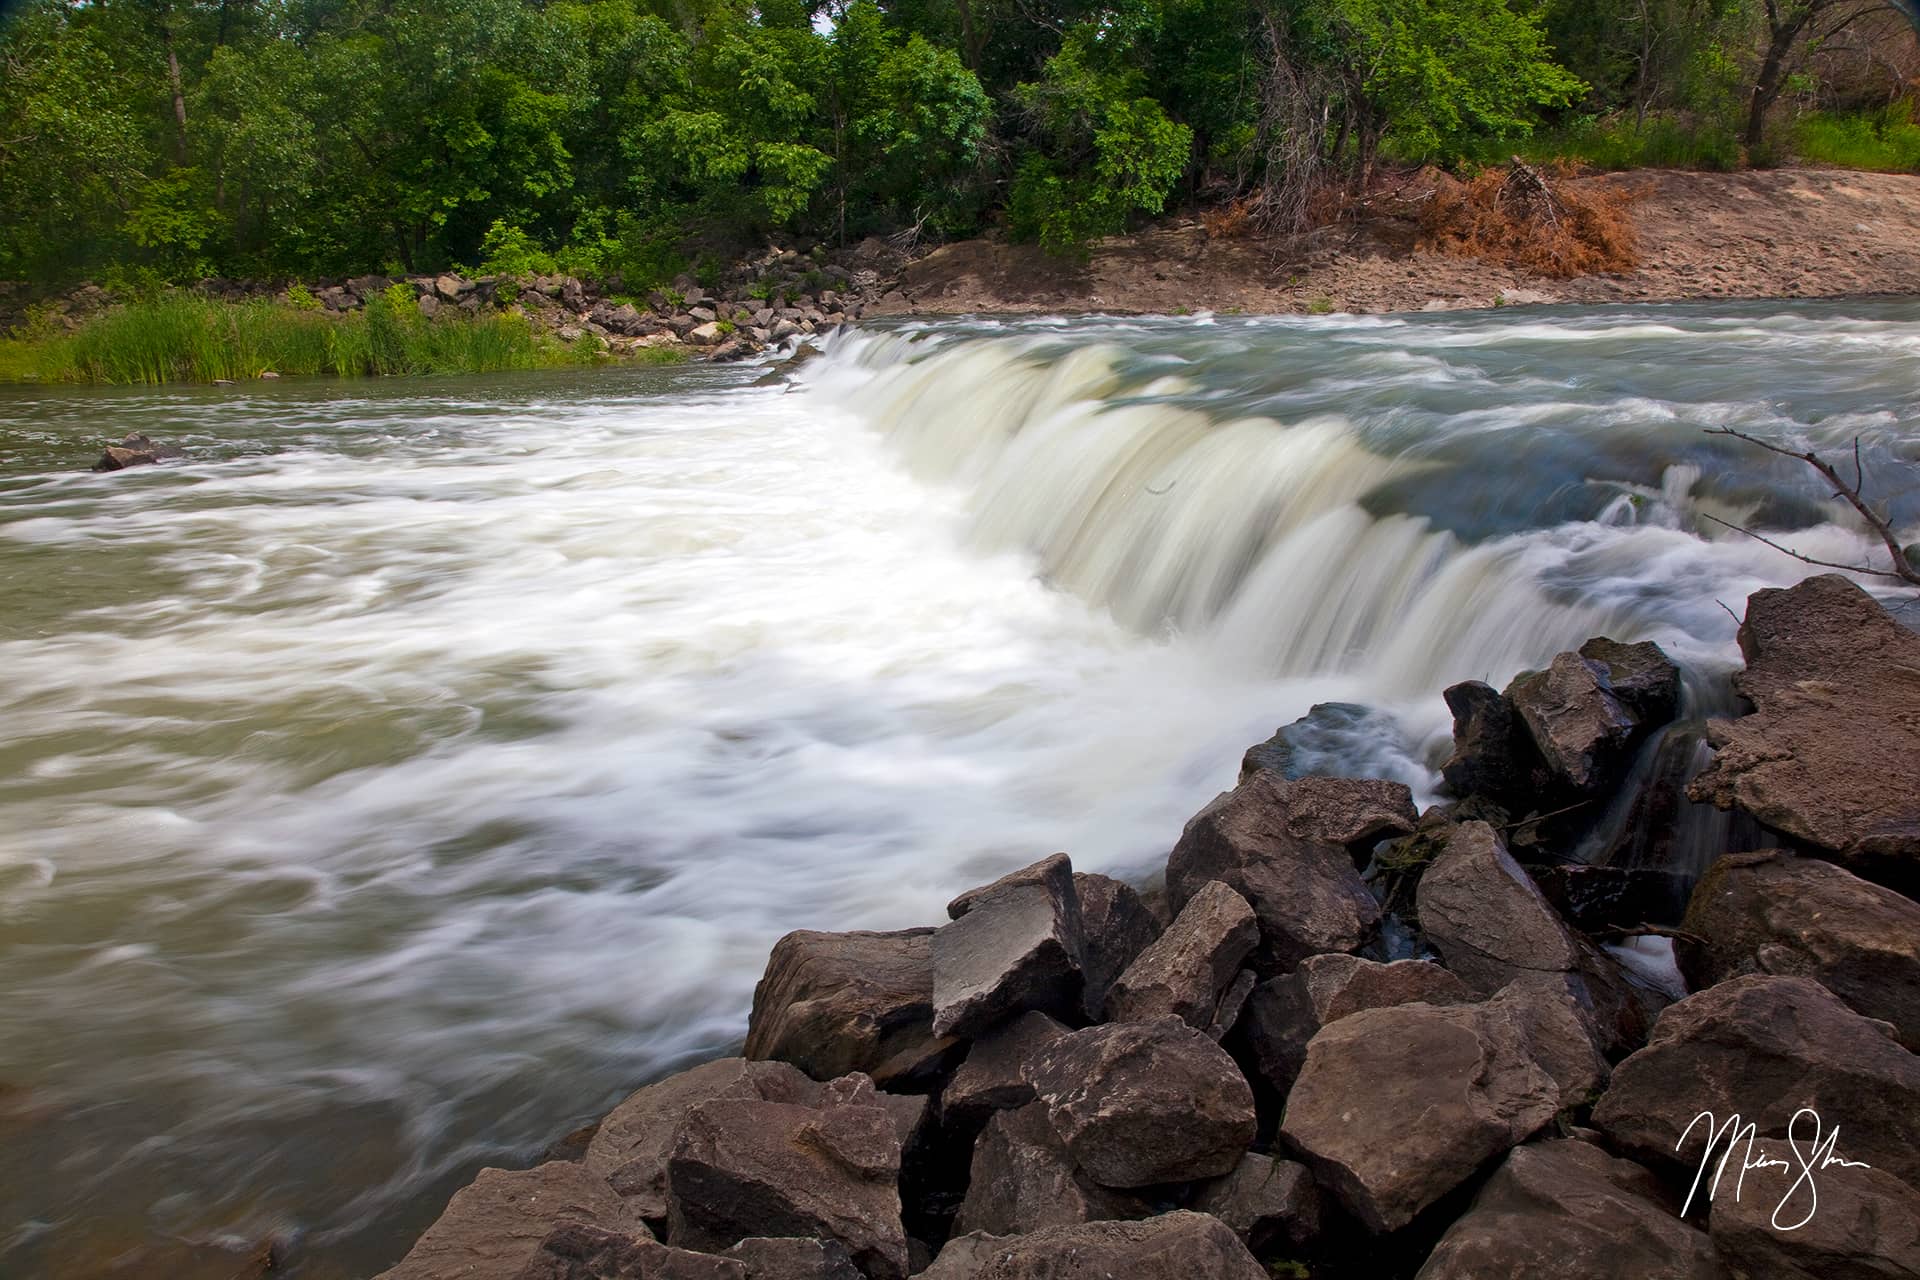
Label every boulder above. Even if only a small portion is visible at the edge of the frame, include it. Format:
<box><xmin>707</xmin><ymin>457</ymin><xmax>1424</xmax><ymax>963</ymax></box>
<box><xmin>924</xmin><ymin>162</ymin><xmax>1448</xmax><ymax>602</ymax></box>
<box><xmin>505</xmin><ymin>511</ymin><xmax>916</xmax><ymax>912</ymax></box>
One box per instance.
<box><xmin>1167</xmin><ymin>772</ymin><xmax>1414</xmax><ymax>970</ymax></box>
<box><xmin>1578</xmin><ymin>637</ymin><xmax>1681</xmax><ymax>723</ymax></box>
<box><xmin>940</xmin><ymin>1011</ymin><xmax>1068</xmax><ymax>1128</ymax></box>
<box><xmin>665</xmin><ymin>1074</ymin><xmax>908</xmax><ymax>1280</ymax></box>
<box><xmin>434</xmin><ymin>274</ymin><xmax>468</xmax><ymax>301</ymax></box>
<box><xmin>1591</xmin><ymin>975</ymin><xmax>1920</xmax><ymax>1190</ymax></box>
<box><xmin>1242</xmin><ymin>955</ymin><xmax>1472</xmax><ymax>1095</ymax></box>
<box><xmin>1278</xmin><ymin>998</ymin><xmax>1564</xmax><ymax>1233</ymax></box>
<box><xmin>1190</xmin><ymin>1152</ymin><xmax>1322</xmax><ymax>1254</ymax></box>
<box><xmin>1439</xmin><ymin>680</ymin><xmax>1542</xmax><ymax>803</ymax></box>
<box><xmin>516</xmin><ymin>1222</ymin><xmax>740</xmax><ymax>1279</ymax></box>
<box><xmin>687</xmin><ymin>322</ymin><xmax>727</xmax><ymax>346</ymax></box>
<box><xmin>722</xmin><ymin>1239</ymin><xmax>862</xmax><ymax>1280</ymax></box>
<box><xmin>586</xmin><ymin>1057</ymin><xmax>819</xmax><ymax>1219</ymax></box>
<box><xmin>1709</xmin><ymin>1161</ymin><xmax>1920</xmax><ymax>1280</ymax></box>
<box><xmin>1417</xmin><ymin>821</ymin><xmax>1660</xmax><ymax>1055</ymax></box>
<box><xmin>744</xmin><ymin>929</ymin><xmax>954</xmax><ymax>1088</ymax></box>
<box><xmin>1680</xmin><ymin>850</ymin><xmax>1920</xmax><ymax>1052</ymax></box>
<box><xmin>1102</xmin><ymin>881</ymin><xmax>1257</xmax><ymax>1030</ymax></box>
<box><xmin>1024</xmin><ymin>1017</ymin><xmax>1255</xmax><ymax>1188</ymax></box>
<box><xmin>1686</xmin><ymin>575</ymin><xmax>1920</xmax><ymax>889</ymax></box>
<box><xmin>932</xmin><ymin>855</ymin><xmax>1085</xmax><ymax>1039</ymax></box>
<box><xmin>951</xmin><ymin>1103</ymin><xmax>1145</xmax><ymax>1236</ymax></box>
<box><xmin>1415</xmin><ymin>1139</ymin><xmax>1724</xmax><ymax>1280</ymax></box>
<box><xmin>374</xmin><ymin>1163</ymin><xmax>641</xmax><ymax>1280</ymax></box>
<box><xmin>919</xmin><ymin>1212</ymin><xmax>1267</xmax><ymax>1280</ymax></box>
<box><xmin>1506</xmin><ymin>651</ymin><xmax>1643</xmax><ymax>794</ymax></box>
<box><xmin>93</xmin><ymin>433</ymin><xmax>182</xmax><ymax>472</ymax></box>
<box><xmin>1238</xmin><ymin>703</ymin><xmax>1412</xmax><ymax>785</ymax></box>
<box><xmin>1072</xmin><ymin>873</ymin><xmax>1162</xmax><ymax>1019</ymax></box>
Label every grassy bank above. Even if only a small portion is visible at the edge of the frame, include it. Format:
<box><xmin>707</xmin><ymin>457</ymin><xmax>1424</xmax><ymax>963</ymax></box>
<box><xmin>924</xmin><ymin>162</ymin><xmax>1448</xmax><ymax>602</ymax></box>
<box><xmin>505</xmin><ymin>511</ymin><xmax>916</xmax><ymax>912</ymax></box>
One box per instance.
<box><xmin>0</xmin><ymin>288</ymin><xmax>680</xmax><ymax>385</ymax></box>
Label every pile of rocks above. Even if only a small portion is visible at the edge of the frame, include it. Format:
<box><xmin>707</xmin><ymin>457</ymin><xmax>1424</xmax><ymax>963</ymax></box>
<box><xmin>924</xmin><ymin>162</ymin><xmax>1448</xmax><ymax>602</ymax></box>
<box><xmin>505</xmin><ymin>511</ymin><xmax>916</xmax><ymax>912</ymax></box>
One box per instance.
<box><xmin>378</xmin><ymin>573</ymin><xmax>1920</xmax><ymax>1280</ymax></box>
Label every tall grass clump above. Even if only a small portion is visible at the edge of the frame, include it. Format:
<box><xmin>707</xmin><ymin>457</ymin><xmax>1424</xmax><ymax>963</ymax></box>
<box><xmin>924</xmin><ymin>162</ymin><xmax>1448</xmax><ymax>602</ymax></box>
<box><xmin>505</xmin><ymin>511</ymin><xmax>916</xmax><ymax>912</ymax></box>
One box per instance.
<box><xmin>1508</xmin><ymin>117</ymin><xmax>1742</xmax><ymax>172</ymax></box>
<box><xmin>1793</xmin><ymin>104</ymin><xmax>1920</xmax><ymax>173</ymax></box>
<box><xmin>0</xmin><ymin>285</ymin><xmax>648</xmax><ymax>385</ymax></box>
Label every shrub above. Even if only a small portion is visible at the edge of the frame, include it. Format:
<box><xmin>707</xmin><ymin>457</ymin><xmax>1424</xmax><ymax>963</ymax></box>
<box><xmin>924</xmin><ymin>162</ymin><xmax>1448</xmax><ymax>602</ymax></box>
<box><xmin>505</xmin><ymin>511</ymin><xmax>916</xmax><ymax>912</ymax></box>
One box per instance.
<box><xmin>1420</xmin><ymin>161</ymin><xmax>1642</xmax><ymax>277</ymax></box>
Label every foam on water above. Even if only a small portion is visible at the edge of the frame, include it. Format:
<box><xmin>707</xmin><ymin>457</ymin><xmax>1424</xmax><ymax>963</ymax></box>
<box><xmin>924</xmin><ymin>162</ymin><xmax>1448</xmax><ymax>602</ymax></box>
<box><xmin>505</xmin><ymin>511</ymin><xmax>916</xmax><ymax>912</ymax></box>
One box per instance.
<box><xmin>1</xmin><ymin>300</ymin><xmax>1916</xmax><ymax>1275</ymax></box>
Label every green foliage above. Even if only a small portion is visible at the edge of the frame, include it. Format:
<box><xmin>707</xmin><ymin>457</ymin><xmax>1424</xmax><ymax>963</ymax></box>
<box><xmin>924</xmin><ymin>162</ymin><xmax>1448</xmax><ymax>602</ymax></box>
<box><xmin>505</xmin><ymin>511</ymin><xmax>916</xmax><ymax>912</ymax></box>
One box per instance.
<box><xmin>475</xmin><ymin>220</ymin><xmax>559</xmax><ymax>279</ymax></box>
<box><xmin>1793</xmin><ymin>105</ymin><xmax>1920</xmax><ymax>173</ymax></box>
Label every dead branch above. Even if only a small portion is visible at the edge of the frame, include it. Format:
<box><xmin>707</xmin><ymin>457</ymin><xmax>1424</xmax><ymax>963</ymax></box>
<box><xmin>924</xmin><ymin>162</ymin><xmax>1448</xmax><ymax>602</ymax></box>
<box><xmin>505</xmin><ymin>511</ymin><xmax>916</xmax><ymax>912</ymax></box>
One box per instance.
<box><xmin>1704</xmin><ymin>427</ymin><xmax>1920</xmax><ymax>586</ymax></box>
<box><xmin>1597</xmin><ymin>923</ymin><xmax>1709</xmax><ymax>947</ymax></box>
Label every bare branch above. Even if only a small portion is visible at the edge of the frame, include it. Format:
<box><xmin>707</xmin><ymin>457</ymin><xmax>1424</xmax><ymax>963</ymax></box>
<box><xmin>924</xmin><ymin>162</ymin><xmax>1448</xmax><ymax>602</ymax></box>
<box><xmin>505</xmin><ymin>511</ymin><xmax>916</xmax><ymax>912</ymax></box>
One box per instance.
<box><xmin>1704</xmin><ymin>427</ymin><xmax>1920</xmax><ymax>585</ymax></box>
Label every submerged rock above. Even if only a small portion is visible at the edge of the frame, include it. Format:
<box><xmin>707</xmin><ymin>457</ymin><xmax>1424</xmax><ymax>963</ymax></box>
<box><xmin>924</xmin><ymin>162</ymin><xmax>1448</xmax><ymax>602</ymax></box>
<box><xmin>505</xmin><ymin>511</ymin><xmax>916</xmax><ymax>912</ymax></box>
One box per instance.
<box><xmin>1687</xmin><ymin>574</ymin><xmax>1920</xmax><ymax>890</ymax></box>
<box><xmin>1680</xmin><ymin>849</ymin><xmax>1920</xmax><ymax>1051</ymax></box>
<box><xmin>1415</xmin><ymin>1139</ymin><xmax>1723</xmax><ymax>1280</ymax></box>
<box><xmin>93</xmin><ymin>432</ymin><xmax>182</xmax><ymax>471</ymax></box>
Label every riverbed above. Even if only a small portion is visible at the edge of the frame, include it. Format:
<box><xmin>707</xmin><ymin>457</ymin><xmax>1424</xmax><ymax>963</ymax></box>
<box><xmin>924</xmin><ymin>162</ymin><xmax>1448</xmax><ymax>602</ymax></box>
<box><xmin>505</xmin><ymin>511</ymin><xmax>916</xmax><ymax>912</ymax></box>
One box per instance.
<box><xmin>2</xmin><ymin>300</ymin><xmax>1916</xmax><ymax>1277</ymax></box>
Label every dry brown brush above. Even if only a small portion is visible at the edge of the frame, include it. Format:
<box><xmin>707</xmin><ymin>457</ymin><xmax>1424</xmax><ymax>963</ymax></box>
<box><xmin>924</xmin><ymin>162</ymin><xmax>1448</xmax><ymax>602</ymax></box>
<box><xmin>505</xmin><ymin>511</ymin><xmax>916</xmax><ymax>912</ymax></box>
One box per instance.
<box><xmin>1418</xmin><ymin>159</ymin><xmax>1644</xmax><ymax>278</ymax></box>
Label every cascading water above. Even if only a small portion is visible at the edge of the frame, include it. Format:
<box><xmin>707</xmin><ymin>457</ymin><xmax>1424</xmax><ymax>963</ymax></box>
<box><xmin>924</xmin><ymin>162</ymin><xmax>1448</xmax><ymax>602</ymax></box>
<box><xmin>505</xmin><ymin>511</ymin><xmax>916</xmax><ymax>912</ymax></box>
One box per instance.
<box><xmin>1</xmin><ymin>300</ymin><xmax>1916</xmax><ymax>1277</ymax></box>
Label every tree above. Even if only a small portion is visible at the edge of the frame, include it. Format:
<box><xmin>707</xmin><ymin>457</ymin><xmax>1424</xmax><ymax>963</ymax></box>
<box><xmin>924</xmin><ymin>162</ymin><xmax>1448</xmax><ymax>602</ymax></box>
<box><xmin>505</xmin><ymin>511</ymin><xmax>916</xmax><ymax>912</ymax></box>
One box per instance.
<box><xmin>1743</xmin><ymin>0</ymin><xmax>1883</xmax><ymax>149</ymax></box>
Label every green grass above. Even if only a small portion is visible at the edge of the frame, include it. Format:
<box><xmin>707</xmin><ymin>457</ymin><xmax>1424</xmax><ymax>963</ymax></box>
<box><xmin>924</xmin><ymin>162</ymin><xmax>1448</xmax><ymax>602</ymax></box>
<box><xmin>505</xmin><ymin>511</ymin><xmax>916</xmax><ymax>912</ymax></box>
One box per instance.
<box><xmin>1792</xmin><ymin>105</ymin><xmax>1920</xmax><ymax>173</ymax></box>
<box><xmin>1510</xmin><ymin>117</ymin><xmax>1743</xmax><ymax>172</ymax></box>
<box><xmin>0</xmin><ymin>289</ymin><xmax>682</xmax><ymax>385</ymax></box>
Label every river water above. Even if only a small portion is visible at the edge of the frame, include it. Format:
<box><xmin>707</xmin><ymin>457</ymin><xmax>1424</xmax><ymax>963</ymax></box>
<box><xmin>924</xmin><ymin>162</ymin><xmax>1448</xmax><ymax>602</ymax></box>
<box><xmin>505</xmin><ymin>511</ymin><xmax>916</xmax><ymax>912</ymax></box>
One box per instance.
<box><xmin>2</xmin><ymin>301</ymin><xmax>1916</xmax><ymax>1277</ymax></box>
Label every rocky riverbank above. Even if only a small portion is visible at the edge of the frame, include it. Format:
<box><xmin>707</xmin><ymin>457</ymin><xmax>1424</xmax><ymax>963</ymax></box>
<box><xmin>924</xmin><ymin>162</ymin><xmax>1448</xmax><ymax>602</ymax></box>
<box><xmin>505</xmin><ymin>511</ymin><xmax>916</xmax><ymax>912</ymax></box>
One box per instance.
<box><xmin>372</xmin><ymin>571</ymin><xmax>1920</xmax><ymax>1280</ymax></box>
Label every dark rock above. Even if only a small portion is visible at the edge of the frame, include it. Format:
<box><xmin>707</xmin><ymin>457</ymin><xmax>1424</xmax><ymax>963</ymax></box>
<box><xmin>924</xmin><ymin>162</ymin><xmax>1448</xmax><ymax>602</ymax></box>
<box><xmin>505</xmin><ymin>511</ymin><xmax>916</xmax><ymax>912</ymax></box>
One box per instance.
<box><xmin>347</xmin><ymin>273</ymin><xmax>393</xmax><ymax>299</ymax></box>
<box><xmin>516</xmin><ymin>1222</ymin><xmax>739</xmax><ymax>1280</ymax></box>
<box><xmin>1103</xmin><ymin>881</ymin><xmax>1257</xmax><ymax>1029</ymax></box>
<box><xmin>932</xmin><ymin>855</ymin><xmax>1085</xmax><ymax>1039</ymax></box>
<box><xmin>1417</xmin><ymin>821</ymin><xmax>1661</xmax><ymax>1056</ymax></box>
<box><xmin>665</xmin><ymin>1074</ymin><xmax>908</xmax><ymax>1280</ymax></box>
<box><xmin>1414</xmin><ymin>1139</ymin><xmax>1724</xmax><ymax>1280</ymax></box>
<box><xmin>940</xmin><ymin>1011</ymin><xmax>1068</xmax><ymax>1127</ymax></box>
<box><xmin>1278</xmin><ymin>997</ymin><xmax>1564</xmax><ymax>1233</ymax></box>
<box><xmin>1709</xmin><ymin>1160</ymin><xmax>1920</xmax><ymax>1280</ymax></box>
<box><xmin>1239</xmin><ymin>702</ymin><xmax>1415</xmax><ymax>786</ymax></box>
<box><xmin>1191</xmin><ymin>1152</ymin><xmax>1322</xmax><ymax>1254</ymax></box>
<box><xmin>1073</xmin><ymin>873</ymin><xmax>1162</xmax><ymax>1019</ymax></box>
<box><xmin>721</xmin><ymin>1238</ymin><xmax>861</xmax><ymax>1280</ymax></box>
<box><xmin>586</xmin><ymin>1058</ymin><xmax>820</xmax><ymax>1219</ymax></box>
<box><xmin>1687</xmin><ymin>575</ymin><xmax>1920</xmax><ymax>889</ymax></box>
<box><xmin>1242</xmin><ymin>954</ymin><xmax>1471</xmax><ymax>1095</ymax></box>
<box><xmin>745</xmin><ymin>929</ymin><xmax>955</xmax><ymax>1088</ymax></box>
<box><xmin>951</xmin><ymin>1102</ymin><xmax>1146</xmax><ymax>1236</ymax></box>
<box><xmin>374</xmin><ymin>1163</ymin><xmax>642</xmax><ymax>1280</ymax></box>
<box><xmin>1680</xmin><ymin>849</ymin><xmax>1920</xmax><ymax>1052</ymax></box>
<box><xmin>1167</xmin><ymin>772</ymin><xmax>1414</xmax><ymax>970</ymax></box>
<box><xmin>1578</xmin><ymin>637</ymin><xmax>1681</xmax><ymax>724</ymax></box>
<box><xmin>1591</xmin><ymin>975</ymin><xmax>1920</xmax><ymax>1189</ymax></box>
<box><xmin>93</xmin><ymin>433</ymin><xmax>182</xmax><ymax>472</ymax></box>
<box><xmin>1440</xmin><ymin>681</ymin><xmax>1545</xmax><ymax>804</ymax></box>
<box><xmin>919</xmin><ymin>1212</ymin><xmax>1267</xmax><ymax>1280</ymax></box>
<box><xmin>1208</xmin><ymin>968</ymin><xmax>1257</xmax><ymax>1041</ymax></box>
<box><xmin>1534</xmin><ymin>864</ymin><xmax>1692</xmax><ymax>933</ymax></box>
<box><xmin>1025</xmin><ymin>1017</ymin><xmax>1255</xmax><ymax>1188</ymax></box>
<box><xmin>1506</xmin><ymin>652</ymin><xmax>1642</xmax><ymax>794</ymax></box>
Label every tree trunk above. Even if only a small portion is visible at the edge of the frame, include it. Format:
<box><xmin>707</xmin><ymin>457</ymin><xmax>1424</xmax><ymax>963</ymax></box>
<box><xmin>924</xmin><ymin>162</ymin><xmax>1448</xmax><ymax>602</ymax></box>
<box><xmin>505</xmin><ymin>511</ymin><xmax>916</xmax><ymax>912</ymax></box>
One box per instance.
<box><xmin>953</xmin><ymin>0</ymin><xmax>981</xmax><ymax>71</ymax></box>
<box><xmin>163</xmin><ymin>22</ymin><xmax>189</xmax><ymax>163</ymax></box>
<box><xmin>1744</xmin><ymin>12</ymin><xmax>1809</xmax><ymax>151</ymax></box>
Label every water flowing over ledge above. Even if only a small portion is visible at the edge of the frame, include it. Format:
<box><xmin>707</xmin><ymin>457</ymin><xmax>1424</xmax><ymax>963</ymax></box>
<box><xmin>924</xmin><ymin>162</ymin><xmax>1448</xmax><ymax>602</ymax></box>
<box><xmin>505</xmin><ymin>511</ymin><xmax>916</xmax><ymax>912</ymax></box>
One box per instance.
<box><xmin>0</xmin><ymin>300</ymin><xmax>1915</xmax><ymax>1276</ymax></box>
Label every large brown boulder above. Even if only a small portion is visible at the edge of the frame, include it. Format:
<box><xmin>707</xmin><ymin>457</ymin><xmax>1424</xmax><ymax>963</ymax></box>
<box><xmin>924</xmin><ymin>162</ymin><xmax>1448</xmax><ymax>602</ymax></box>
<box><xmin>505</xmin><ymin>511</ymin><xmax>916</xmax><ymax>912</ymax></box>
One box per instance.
<box><xmin>950</xmin><ymin>1103</ymin><xmax>1145</xmax><ymax>1236</ymax></box>
<box><xmin>1190</xmin><ymin>1152</ymin><xmax>1323</xmax><ymax>1254</ymax></box>
<box><xmin>1072</xmin><ymin>873</ymin><xmax>1162</xmax><ymax>1019</ymax></box>
<box><xmin>939</xmin><ymin>1011</ymin><xmax>1068</xmax><ymax>1128</ymax></box>
<box><xmin>932</xmin><ymin>854</ymin><xmax>1086</xmax><ymax>1039</ymax></box>
<box><xmin>1687</xmin><ymin>574</ymin><xmax>1920</xmax><ymax>889</ymax></box>
<box><xmin>745</xmin><ymin>929</ymin><xmax>955</xmax><ymax>1089</ymax></box>
<box><xmin>1417</xmin><ymin>821</ymin><xmax>1661</xmax><ymax>1056</ymax></box>
<box><xmin>1709</xmin><ymin>1161</ymin><xmax>1920</xmax><ymax>1280</ymax></box>
<box><xmin>1439</xmin><ymin>680</ymin><xmax>1544</xmax><ymax>803</ymax></box>
<box><xmin>375</xmin><ymin>1163</ymin><xmax>642</xmax><ymax>1280</ymax></box>
<box><xmin>1506</xmin><ymin>643</ymin><xmax>1675</xmax><ymax>795</ymax></box>
<box><xmin>516</xmin><ymin>1222</ymin><xmax>740</xmax><ymax>1279</ymax></box>
<box><xmin>1591</xmin><ymin>975</ymin><xmax>1920</xmax><ymax>1190</ymax></box>
<box><xmin>1681</xmin><ymin>849</ymin><xmax>1920</xmax><ymax>1051</ymax></box>
<box><xmin>1415</xmin><ymin>1139</ymin><xmax>1725</xmax><ymax>1280</ymax></box>
<box><xmin>1166</xmin><ymin>772</ymin><xmax>1413</xmax><ymax>970</ymax></box>
<box><xmin>665</xmin><ymin>1074</ymin><xmax>908</xmax><ymax>1280</ymax></box>
<box><xmin>1278</xmin><ymin>996</ymin><xmax>1565</xmax><ymax>1233</ymax></box>
<box><xmin>920</xmin><ymin>1212</ymin><xmax>1267</xmax><ymax>1280</ymax></box>
<box><xmin>1242</xmin><ymin>954</ymin><xmax>1471</xmax><ymax>1095</ymax></box>
<box><xmin>92</xmin><ymin>432</ymin><xmax>183</xmax><ymax>472</ymax></box>
<box><xmin>1024</xmin><ymin>1017</ymin><xmax>1256</xmax><ymax>1188</ymax></box>
<box><xmin>585</xmin><ymin>1058</ymin><xmax>819</xmax><ymax>1219</ymax></box>
<box><xmin>1103</xmin><ymin>881</ymin><xmax>1257</xmax><ymax>1030</ymax></box>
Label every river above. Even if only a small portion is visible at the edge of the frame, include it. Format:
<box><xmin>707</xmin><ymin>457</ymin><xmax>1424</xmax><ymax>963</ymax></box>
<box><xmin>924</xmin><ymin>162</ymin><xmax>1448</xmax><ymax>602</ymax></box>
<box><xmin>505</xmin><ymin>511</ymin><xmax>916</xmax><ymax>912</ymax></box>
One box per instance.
<box><xmin>2</xmin><ymin>300</ymin><xmax>1916</xmax><ymax>1277</ymax></box>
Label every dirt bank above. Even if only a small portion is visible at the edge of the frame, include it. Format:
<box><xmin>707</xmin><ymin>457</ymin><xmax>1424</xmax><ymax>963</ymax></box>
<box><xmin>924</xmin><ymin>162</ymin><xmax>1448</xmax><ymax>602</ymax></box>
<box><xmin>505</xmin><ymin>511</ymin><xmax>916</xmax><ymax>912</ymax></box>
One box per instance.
<box><xmin>871</xmin><ymin>168</ymin><xmax>1920</xmax><ymax>316</ymax></box>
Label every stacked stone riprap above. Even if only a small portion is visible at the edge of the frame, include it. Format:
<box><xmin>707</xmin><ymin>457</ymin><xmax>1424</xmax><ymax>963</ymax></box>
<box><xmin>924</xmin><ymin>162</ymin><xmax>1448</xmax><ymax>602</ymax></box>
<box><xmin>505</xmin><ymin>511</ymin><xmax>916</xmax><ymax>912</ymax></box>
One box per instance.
<box><xmin>377</xmin><ymin>574</ymin><xmax>1920</xmax><ymax>1280</ymax></box>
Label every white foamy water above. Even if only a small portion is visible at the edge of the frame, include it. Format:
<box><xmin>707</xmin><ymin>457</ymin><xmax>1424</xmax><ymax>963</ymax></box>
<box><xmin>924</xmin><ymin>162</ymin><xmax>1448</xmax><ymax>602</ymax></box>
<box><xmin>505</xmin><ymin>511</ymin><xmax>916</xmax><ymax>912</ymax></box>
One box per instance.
<box><xmin>1</xmin><ymin>300</ymin><xmax>1916</xmax><ymax>1276</ymax></box>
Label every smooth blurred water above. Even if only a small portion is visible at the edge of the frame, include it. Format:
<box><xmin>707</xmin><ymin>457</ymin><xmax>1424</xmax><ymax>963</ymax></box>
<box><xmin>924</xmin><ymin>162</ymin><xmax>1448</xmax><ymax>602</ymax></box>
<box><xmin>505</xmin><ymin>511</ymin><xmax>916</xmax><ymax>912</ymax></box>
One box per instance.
<box><xmin>1</xmin><ymin>300</ymin><xmax>1915</xmax><ymax>1277</ymax></box>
